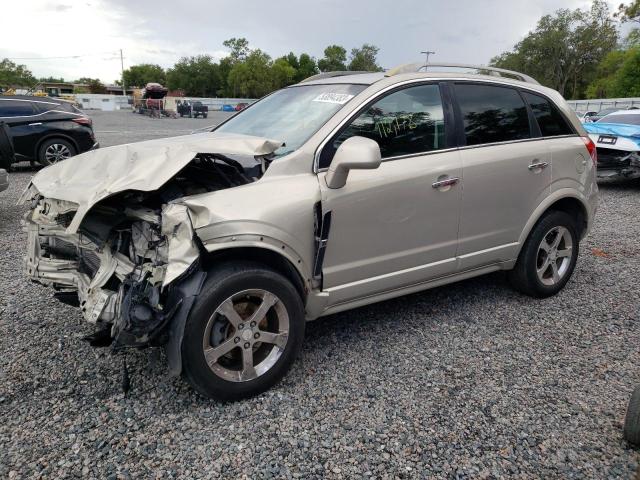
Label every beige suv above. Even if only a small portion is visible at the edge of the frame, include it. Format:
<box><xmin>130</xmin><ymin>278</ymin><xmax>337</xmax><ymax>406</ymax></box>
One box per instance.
<box><xmin>22</xmin><ymin>63</ymin><xmax>598</xmax><ymax>400</ymax></box>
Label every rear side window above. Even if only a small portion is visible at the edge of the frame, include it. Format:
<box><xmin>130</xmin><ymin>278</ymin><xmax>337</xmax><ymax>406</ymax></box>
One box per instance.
<box><xmin>522</xmin><ymin>92</ymin><xmax>573</xmax><ymax>136</ymax></box>
<box><xmin>0</xmin><ymin>100</ymin><xmax>37</xmax><ymax>117</ymax></box>
<box><xmin>320</xmin><ymin>84</ymin><xmax>446</xmax><ymax>167</ymax></box>
<box><xmin>454</xmin><ymin>84</ymin><xmax>531</xmax><ymax>146</ymax></box>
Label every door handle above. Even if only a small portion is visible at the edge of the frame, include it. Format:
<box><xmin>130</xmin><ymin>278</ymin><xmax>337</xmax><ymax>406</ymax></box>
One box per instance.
<box><xmin>432</xmin><ymin>177</ymin><xmax>460</xmax><ymax>189</ymax></box>
<box><xmin>528</xmin><ymin>161</ymin><xmax>548</xmax><ymax>171</ymax></box>
<box><xmin>28</xmin><ymin>122</ymin><xmax>43</xmax><ymax>126</ymax></box>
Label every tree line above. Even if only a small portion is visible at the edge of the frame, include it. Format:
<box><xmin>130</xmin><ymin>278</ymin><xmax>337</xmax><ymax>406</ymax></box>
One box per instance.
<box><xmin>2</xmin><ymin>1</ymin><xmax>640</xmax><ymax>100</ymax></box>
<box><xmin>490</xmin><ymin>0</ymin><xmax>640</xmax><ymax>99</ymax></box>
<box><xmin>119</xmin><ymin>40</ymin><xmax>382</xmax><ymax>98</ymax></box>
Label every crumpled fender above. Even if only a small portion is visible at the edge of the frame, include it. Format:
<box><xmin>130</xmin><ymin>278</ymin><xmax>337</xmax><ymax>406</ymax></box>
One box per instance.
<box><xmin>161</xmin><ymin>204</ymin><xmax>200</xmax><ymax>287</ymax></box>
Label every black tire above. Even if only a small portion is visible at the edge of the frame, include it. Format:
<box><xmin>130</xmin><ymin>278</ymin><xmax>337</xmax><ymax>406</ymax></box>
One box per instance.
<box><xmin>38</xmin><ymin>138</ymin><xmax>76</xmax><ymax>166</ymax></box>
<box><xmin>182</xmin><ymin>261</ymin><xmax>305</xmax><ymax>401</ymax></box>
<box><xmin>507</xmin><ymin>210</ymin><xmax>579</xmax><ymax>298</ymax></box>
<box><xmin>202</xmin><ymin>113</ymin><xmax>208</xmax><ymax>119</ymax></box>
<box><xmin>624</xmin><ymin>386</ymin><xmax>640</xmax><ymax>445</ymax></box>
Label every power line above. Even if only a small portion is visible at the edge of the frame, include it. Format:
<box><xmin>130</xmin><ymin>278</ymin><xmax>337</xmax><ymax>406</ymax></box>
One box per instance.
<box><xmin>5</xmin><ymin>52</ymin><xmax>121</xmax><ymax>60</ymax></box>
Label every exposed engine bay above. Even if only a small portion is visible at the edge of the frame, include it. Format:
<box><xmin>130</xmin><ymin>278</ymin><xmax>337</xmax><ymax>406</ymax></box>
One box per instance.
<box><xmin>23</xmin><ymin>152</ymin><xmax>270</xmax><ymax>349</ymax></box>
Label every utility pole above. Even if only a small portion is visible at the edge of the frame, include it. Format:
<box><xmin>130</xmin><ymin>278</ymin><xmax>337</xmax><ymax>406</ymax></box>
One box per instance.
<box><xmin>421</xmin><ymin>50</ymin><xmax>436</xmax><ymax>70</ymax></box>
<box><xmin>120</xmin><ymin>49</ymin><xmax>126</xmax><ymax>97</ymax></box>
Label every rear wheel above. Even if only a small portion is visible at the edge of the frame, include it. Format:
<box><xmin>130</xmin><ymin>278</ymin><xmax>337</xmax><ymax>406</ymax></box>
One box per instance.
<box><xmin>38</xmin><ymin>138</ymin><xmax>76</xmax><ymax>166</ymax></box>
<box><xmin>203</xmin><ymin>113</ymin><xmax>208</xmax><ymax>119</ymax></box>
<box><xmin>508</xmin><ymin>211</ymin><xmax>579</xmax><ymax>297</ymax></box>
<box><xmin>182</xmin><ymin>262</ymin><xmax>305</xmax><ymax>401</ymax></box>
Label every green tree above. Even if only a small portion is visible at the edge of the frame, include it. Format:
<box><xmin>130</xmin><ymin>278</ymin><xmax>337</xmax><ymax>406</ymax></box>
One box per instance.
<box><xmin>586</xmin><ymin>49</ymin><xmax>627</xmax><ymax>98</ymax></box>
<box><xmin>39</xmin><ymin>76</ymin><xmax>66</xmax><ymax>83</ymax></box>
<box><xmin>0</xmin><ymin>59</ymin><xmax>36</xmax><ymax>88</ymax></box>
<box><xmin>217</xmin><ymin>57</ymin><xmax>234</xmax><ymax>96</ymax></box>
<box><xmin>122</xmin><ymin>64</ymin><xmax>166</xmax><ymax>88</ymax></box>
<box><xmin>491</xmin><ymin>0</ymin><xmax>618</xmax><ymax>99</ymax></box>
<box><xmin>317</xmin><ymin>45</ymin><xmax>347</xmax><ymax>72</ymax></box>
<box><xmin>86</xmin><ymin>79</ymin><xmax>107</xmax><ymax>94</ymax></box>
<box><xmin>296</xmin><ymin>53</ymin><xmax>319</xmax><ymax>81</ymax></box>
<box><xmin>166</xmin><ymin>55</ymin><xmax>221</xmax><ymax>97</ymax></box>
<box><xmin>609</xmin><ymin>48</ymin><xmax>640</xmax><ymax>96</ymax></box>
<box><xmin>74</xmin><ymin>77</ymin><xmax>107</xmax><ymax>94</ymax></box>
<box><xmin>271</xmin><ymin>58</ymin><xmax>296</xmax><ymax>89</ymax></box>
<box><xmin>223</xmin><ymin>37</ymin><xmax>251</xmax><ymax>63</ymax></box>
<box><xmin>348</xmin><ymin>44</ymin><xmax>382</xmax><ymax>71</ymax></box>
<box><xmin>278</xmin><ymin>52</ymin><xmax>319</xmax><ymax>82</ymax></box>
<box><xmin>227</xmin><ymin>49</ymin><xmax>273</xmax><ymax>98</ymax></box>
<box><xmin>615</xmin><ymin>0</ymin><xmax>640</xmax><ymax>22</ymax></box>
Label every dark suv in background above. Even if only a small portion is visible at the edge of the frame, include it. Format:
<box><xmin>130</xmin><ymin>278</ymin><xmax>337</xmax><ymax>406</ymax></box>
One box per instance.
<box><xmin>0</xmin><ymin>96</ymin><xmax>98</xmax><ymax>166</ymax></box>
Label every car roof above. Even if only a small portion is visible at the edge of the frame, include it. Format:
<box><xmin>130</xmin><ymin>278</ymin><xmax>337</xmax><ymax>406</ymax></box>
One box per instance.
<box><xmin>299</xmin><ymin>71</ymin><xmax>561</xmax><ymax>97</ymax></box>
<box><xmin>0</xmin><ymin>95</ymin><xmax>67</xmax><ymax>105</ymax></box>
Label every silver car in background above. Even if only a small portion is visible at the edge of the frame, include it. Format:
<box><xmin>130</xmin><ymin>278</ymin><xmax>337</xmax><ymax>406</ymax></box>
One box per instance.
<box><xmin>21</xmin><ymin>63</ymin><xmax>598</xmax><ymax>400</ymax></box>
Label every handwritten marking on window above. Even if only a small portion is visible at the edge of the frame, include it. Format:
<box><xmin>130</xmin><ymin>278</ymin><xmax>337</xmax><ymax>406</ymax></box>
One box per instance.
<box><xmin>374</xmin><ymin>114</ymin><xmax>418</xmax><ymax>138</ymax></box>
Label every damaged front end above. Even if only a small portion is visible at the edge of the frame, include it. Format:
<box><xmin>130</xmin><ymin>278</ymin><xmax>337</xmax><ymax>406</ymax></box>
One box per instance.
<box><xmin>21</xmin><ymin>133</ymin><xmax>282</xmax><ymax>357</ymax></box>
<box><xmin>24</xmin><ymin>190</ymin><xmax>201</xmax><ymax>348</ymax></box>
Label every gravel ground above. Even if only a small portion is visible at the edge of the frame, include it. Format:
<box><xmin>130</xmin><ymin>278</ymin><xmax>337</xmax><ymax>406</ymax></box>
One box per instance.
<box><xmin>1</xmin><ymin>112</ymin><xmax>640</xmax><ymax>478</ymax></box>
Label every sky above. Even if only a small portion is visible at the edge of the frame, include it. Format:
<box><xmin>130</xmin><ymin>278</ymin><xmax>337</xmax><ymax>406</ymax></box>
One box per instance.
<box><xmin>0</xmin><ymin>0</ymin><xmax>615</xmax><ymax>84</ymax></box>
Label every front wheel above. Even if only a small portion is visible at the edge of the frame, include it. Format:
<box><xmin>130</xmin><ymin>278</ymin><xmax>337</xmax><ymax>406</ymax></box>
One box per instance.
<box><xmin>182</xmin><ymin>262</ymin><xmax>305</xmax><ymax>401</ymax></box>
<box><xmin>508</xmin><ymin>210</ymin><xmax>579</xmax><ymax>298</ymax></box>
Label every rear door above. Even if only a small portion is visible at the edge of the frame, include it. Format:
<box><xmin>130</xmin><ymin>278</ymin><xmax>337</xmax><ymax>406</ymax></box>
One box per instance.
<box><xmin>453</xmin><ymin>83</ymin><xmax>552</xmax><ymax>270</ymax></box>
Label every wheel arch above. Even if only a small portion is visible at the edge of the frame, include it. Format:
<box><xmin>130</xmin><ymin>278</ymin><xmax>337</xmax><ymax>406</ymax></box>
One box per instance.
<box><xmin>518</xmin><ymin>191</ymin><xmax>590</xmax><ymax>250</ymax></box>
<box><xmin>200</xmin><ymin>245</ymin><xmax>310</xmax><ymax>302</ymax></box>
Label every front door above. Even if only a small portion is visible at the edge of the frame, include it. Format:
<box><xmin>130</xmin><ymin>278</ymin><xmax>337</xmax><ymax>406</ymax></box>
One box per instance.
<box><xmin>317</xmin><ymin>83</ymin><xmax>462</xmax><ymax>306</ymax></box>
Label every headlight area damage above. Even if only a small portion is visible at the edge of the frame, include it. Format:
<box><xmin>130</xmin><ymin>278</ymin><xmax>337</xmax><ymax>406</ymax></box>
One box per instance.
<box><xmin>20</xmin><ymin>133</ymin><xmax>283</xmax><ymax>364</ymax></box>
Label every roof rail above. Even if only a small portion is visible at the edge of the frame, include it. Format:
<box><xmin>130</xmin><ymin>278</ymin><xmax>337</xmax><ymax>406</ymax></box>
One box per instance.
<box><xmin>300</xmin><ymin>71</ymin><xmax>372</xmax><ymax>83</ymax></box>
<box><xmin>385</xmin><ymin>62</ymin><xmax>540</xmax><ymax>85</ymax></box>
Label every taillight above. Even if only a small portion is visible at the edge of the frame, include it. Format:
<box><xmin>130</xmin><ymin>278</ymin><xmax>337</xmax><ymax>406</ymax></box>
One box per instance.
<box><xmin>72</xmin><ymin>116</ymin><xmax>92</xmax><ymax>127</ymax></box>
<box><xmin>581</xmin><ymin>136</ymin><xmax>597</xmax><ymax>166</ymax></box>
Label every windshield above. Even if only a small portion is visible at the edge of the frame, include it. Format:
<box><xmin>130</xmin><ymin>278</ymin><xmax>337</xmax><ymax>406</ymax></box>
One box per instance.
<box><xmin>598</xmin><ymin>114</ymin><xmax>640</xmax><ymax>125</ymax></box>
<box><xmin>215</xmin><ymin>84</ymin><xmax>367</xmax><ymax>156</ymax></box>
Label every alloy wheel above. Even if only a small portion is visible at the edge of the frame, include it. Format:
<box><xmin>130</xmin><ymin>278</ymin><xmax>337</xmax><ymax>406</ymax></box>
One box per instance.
<box><xmin>536</xmin><ymin>226</ymin><xmax>573</xmax><ymax>286</ymax></box>
<box><xmin>44</xmin><ymin>143</ymin><xmax>71</xmax><ymax>164</ymax></box>
<box><xmin>202</xmin><ymin>289</ymin><xmax>289</xmax><ymax>382</ymax></box>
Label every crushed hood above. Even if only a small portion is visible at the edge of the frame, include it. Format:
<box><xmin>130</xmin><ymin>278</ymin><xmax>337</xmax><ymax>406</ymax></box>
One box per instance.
<box><xmin>24</xmin><ymin>132</ymin><xmax>283</xmax><ymax>232</ymax></box>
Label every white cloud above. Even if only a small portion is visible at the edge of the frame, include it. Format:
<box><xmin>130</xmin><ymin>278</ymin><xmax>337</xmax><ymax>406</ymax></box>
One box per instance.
<box><xmin>0</xmin><ymin>0</ymin><xmax>621</xmax><ymax>83</ymax></box>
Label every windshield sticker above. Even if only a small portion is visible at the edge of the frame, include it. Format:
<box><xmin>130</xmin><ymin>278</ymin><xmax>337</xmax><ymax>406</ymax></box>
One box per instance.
<box><xmin>312</xmin><ymin>93</ymin><xmax>355</xmax><ymax>105</ymax></box>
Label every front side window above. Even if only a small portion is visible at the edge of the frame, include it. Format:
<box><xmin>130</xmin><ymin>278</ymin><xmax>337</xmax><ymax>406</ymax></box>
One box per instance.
<box><xmin>522</xmin><ymin>92</ymin><xmax>573</xmax><ymax>136</ymax></box>
<box><xmin>0</xmin><ymin>101</ymin><xmax>36</xmax><ymax>117</ymax></box>
<box><xmin>455</xmin><ymin>83</ymin><xmax>531</xmax><ymax>146</ymax></box>
<box><xmin>215</xmin><ymin>83</ymin><xmax>367</xmax><ymax>157</ymax></box>
<box><xmin>319</xmin><ymin>84</ymin><xmax>446</xmax><ymax>168</ymax></box>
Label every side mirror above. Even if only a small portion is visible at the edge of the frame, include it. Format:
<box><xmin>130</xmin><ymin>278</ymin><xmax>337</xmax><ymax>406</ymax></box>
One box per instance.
<box><xmin>325</xmin><ymin>136</ymin><xmax>382</xmax><ymax>189</ymax></box>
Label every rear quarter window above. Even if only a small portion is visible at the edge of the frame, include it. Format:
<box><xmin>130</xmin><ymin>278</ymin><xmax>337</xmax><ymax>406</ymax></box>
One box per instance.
<box><xmin>454</xmin><ymin>83</ymin><xmax>531</xmax><ymax>146</ymax></box>
<box><xmin>522</xmin><ymin>92</ymin><xmax>573</xmax><ymax>136</ymax></box>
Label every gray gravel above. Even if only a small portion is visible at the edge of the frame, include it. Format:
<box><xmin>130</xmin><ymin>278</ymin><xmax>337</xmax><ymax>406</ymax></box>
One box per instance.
<box><xmin>1</xmin><ymin>111</ymin><xmax>640</xmax><ymax>478</ymax></box>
